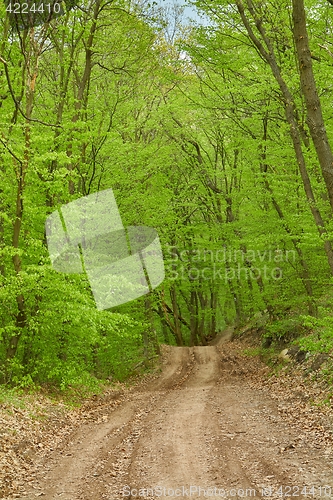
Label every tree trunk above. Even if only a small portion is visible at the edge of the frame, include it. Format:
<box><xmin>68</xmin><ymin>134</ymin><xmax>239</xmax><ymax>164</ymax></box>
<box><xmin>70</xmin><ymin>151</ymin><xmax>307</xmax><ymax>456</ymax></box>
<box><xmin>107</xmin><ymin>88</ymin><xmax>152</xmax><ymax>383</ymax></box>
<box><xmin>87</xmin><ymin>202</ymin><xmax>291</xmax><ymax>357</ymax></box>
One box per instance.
<box><xmin>7</xmin><ymin>28</ymin><xmax>39</xmax><ymax>360</ymax></box>
<box><xmin>292</xmin><ymin>0</ymin><xmax>333</xmax><ymax>214</ymax></box>
<box><xmin>157</xmin><ymin>304</ymin><xmax>170</xmax><ymax>343</ymax></box>
<box><xmin>0</xmin><ymin>188</ymin><xmax>5</xmax><ymax>277</ymax></box>
<box><xmin>260</xmin><ymin>112</ymin><xmax>317</xmax><ymax>315</ymax></box>
<box><xmin>189</xmin><ymin>290</ymin><xmax>198</xmax><ymax>346</ymax></box>
<box><xmin>67</xmin><ymin>0</ymin><xmax>101</xmax><ymax>195</ymax></box>
<box><xmin>237</xmin><ymin>0</ymin><xmax>333</xmax><ymax>275</ymax></box>
<box><xmin>144</xmin><ymin>295</ymin><xmax>160</xmax><ymax>356</ymax></box>
<box><xmin>210</xmin><ymin>290</ymin><xmax>217</xmax><ymax>339</ymax></box>
<box><xmin>170</xmin><ymin>286</ymin><xmax>184</xmax><ymax>346</ymax></box>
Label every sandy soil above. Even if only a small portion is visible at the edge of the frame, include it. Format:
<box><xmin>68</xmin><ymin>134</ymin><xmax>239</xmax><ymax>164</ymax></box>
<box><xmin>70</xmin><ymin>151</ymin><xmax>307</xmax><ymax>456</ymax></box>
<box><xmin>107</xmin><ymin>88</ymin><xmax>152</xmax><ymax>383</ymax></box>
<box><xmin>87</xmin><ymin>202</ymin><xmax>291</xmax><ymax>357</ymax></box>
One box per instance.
<box><xmin>23</xmin><ymin>328</ymin><xmax>333</xmax><ymax>500</ymax></box>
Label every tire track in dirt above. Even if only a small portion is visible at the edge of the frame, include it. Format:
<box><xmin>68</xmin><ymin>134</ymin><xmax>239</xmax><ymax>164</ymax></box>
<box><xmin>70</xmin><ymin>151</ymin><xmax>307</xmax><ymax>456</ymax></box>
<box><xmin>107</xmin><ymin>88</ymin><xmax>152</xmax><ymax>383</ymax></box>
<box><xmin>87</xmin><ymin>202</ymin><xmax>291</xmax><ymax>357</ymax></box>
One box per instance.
<box><xmin>24</xmin><ymin>345</ymin><xmax>195</xmax><ymax>499</ymax></box>
<box><xmin>121</xmin><ymin>346</ymin><xmax>222</xmax><ymax>498</ymax></box>
<box><xmin>24</xmin><ymin>330</ymin><xmax>333</xmax><ymax>500</ymax></box>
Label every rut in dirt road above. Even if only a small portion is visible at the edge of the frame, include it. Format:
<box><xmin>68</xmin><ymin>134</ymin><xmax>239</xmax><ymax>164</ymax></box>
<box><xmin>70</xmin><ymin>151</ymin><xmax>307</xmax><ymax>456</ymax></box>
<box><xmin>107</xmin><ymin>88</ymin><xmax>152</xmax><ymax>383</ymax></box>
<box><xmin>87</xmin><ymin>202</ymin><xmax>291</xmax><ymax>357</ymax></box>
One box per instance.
<box><xmin>25</xmin><ymin>336</ymin><xmax>333</xmax><ymax>500</ymax></box>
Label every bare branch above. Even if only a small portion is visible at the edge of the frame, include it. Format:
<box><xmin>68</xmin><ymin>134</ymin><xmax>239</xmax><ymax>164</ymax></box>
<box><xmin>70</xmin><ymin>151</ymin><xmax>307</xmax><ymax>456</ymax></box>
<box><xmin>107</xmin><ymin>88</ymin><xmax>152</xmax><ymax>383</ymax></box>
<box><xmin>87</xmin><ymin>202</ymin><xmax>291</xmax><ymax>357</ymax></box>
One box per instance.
<box><xmin>319</xmin><ymin>44</ymin><xmax>333</xmax><ymax>59</ymax></box>
<box><xmin>0</xmin><ymin>135</ymin><xmax>23</xmax><ymax>166</ymax></box>
<box><xmin>0</xmin><ymin>56</ymin><xmax>62</xmax><ymax>128</ymax></box>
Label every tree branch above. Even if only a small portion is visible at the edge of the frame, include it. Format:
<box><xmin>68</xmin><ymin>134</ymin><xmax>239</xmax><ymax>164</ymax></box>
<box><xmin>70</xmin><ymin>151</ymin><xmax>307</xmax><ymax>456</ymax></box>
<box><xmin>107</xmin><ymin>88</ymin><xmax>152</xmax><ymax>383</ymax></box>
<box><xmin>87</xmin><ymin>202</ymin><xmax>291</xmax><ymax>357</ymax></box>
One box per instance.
<box><xmin>0</xmin><ymin>56</ymin><xmax>62</xmax><ymax>128</ymax></box>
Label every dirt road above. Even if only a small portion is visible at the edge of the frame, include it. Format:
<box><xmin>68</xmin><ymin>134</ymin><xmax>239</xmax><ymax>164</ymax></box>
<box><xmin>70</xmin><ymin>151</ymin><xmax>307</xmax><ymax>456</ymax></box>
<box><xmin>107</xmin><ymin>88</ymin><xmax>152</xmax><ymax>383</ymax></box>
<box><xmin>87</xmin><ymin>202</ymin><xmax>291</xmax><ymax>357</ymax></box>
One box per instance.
<box><xmin>25</xmin><ymin>330</ymin><xmax>333</xmax><ymax>500</ymax></box>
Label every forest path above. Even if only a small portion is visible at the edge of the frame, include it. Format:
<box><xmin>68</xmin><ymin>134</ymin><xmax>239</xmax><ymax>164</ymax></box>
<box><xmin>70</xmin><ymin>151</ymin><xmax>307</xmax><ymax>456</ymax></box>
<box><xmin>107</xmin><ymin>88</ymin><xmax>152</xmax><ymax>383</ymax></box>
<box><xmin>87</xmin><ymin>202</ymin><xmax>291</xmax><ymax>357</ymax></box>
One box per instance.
<box><xmin>25</xmin><ymin>328</ymin><xmax>333</xmax><ymax>500</ymax></box>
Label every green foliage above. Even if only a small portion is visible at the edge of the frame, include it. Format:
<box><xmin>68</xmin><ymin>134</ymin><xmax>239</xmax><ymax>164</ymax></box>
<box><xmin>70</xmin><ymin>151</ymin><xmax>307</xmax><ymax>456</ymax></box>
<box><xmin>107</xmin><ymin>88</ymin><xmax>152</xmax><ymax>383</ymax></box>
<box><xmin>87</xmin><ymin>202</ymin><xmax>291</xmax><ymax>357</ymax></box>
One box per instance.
<box><xmin>2</xmin><ymin>0</ymin><xmax>333</xmax><ymax>391</ymax></box>
<box><xmin>242</xmin><ymin>347</ymin><xmax>263</xmax><ymax>357</ymax></box>
<box><xmin>0</xmin><ymin>386</ymin><xmax>25</xmax><ymax>408</ymax></box>
<box><xmin>264</xmin><ymin>317</ymin><xmax>306</xmax><ymax>345</ymax></box>
<box><xmin>0</xmin><ymin>264</ymin><xmax>145</xmax><ymax>388</ymax></box>
<box><xmin>243</xmin><ymin>346</ymin><xmax>276</xmax><ymax>364</ymax></box>
<box><xmin>299</xmin><ymin>312</ymin><xmax>333</xmax><ymax>354</ymax></box>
